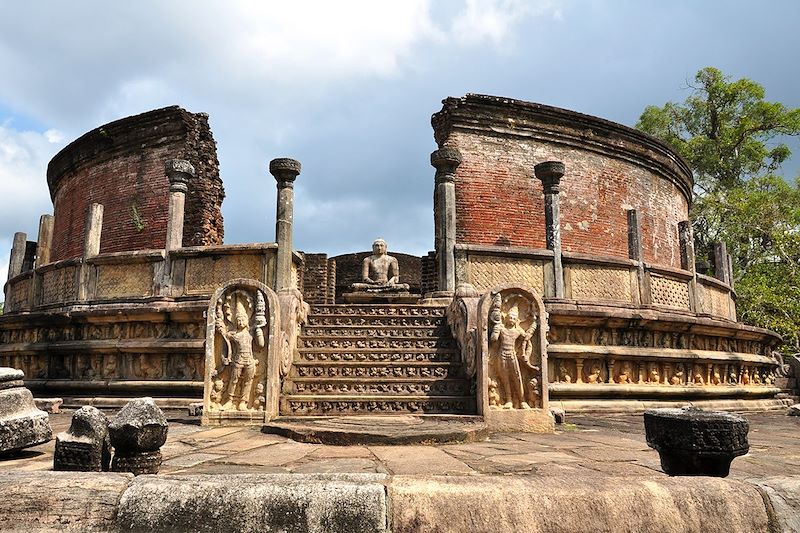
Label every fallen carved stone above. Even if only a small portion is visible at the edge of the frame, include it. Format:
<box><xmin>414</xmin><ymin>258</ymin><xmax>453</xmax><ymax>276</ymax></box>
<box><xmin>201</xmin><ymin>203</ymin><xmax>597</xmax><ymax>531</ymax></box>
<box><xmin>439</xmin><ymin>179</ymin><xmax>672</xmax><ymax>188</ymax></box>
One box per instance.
<box><xmin>0</xmin><ymin>367</ymin><xmax>52</xmax><ymax>454</ymax></box>
<box><xmin>109</xmin><ymin>397</ymin><xmax>168</xmax><ymax>475</ymax></box>
<box><xmin>54</xmin><ymin>406</ymin><xmax>111</xmax><ymax>471</ymax></box>
<box><xmin>644</xmin><ymin>407</ymin><xmax>749</xmax><ymax>477</ymax></box>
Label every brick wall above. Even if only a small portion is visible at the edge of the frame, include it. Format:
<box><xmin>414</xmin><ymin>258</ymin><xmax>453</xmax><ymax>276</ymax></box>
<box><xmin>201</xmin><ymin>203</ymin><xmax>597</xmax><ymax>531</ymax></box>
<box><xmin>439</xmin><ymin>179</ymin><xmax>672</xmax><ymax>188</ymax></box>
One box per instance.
<box><xmin>47</xmin><ymin>107</ymin><xmax>224</xmax><ymax>262</ymax></box>
<box><xmin>420</xmin><ymin>251</ymin><xmax>437</xmax><ymax>294</ymax></box>
<box><xmin>302</xmin><ymin>253</ymin><xmax>333</xmax><ymax>305</ymax></box>
<box><xmin>433</xmin><ymin>95</ymin><xmax>693</xmax><ymax>270</ymax></box>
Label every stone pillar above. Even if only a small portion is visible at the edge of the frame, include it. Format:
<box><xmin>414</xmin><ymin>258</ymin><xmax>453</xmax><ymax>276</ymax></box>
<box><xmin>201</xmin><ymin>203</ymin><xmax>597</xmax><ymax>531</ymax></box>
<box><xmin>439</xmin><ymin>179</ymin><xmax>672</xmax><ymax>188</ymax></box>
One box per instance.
<box><xmin>713</xmin><ymin>242</ymin><xmax>731</xmax><ymax>285</ymax></box>
<box><xmin>79</xmin><ymin>203</ymin><xmax>103</xmax><ymax>301</ymax></box>
<box><xmin>36</xmin><ymin>215</ymin><xmax>54</xmax><ymax>267</ymax></box>
<box><xmin>7</xmin><ymin>232</ymin><xmax>27</xmax><ymax>280</ymax></box>
<box><xmin>678</xmin><ymin>221</ymin><xmax>698</xmax><ymax>312</ymax></box>
<box><xmin>431</xmin><ymin>148</ymin><xmax>462</xmax><ymax>294</ymax></box>
<box><xmin>270</xmin><ymin>158</ymin><xmax>301</xmax><ymax>292</ymax></box>
<box><xmin>83</xmin><ymin>203</ymin><xmax>104</xmax><ymax>259</ymax></box>
<box><xmin>627</xmin><ymin>209</ymin><xmax>650</xmax><ymax>305</ymax></box>
<box><xmin>164</xmin><ymin>159</ymin><xmax>195</xmax><ymax>252</ymax></box>
<box><xmin>534</xmin><ymin>161</ymin><xmax>565</xmax><ymax>299</ymax></box>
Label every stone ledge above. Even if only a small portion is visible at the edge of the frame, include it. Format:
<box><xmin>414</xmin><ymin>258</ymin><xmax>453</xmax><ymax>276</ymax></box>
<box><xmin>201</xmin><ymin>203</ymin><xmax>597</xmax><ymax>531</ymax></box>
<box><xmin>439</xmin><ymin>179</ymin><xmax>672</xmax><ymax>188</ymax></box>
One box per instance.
<box><xmin>0</xmin><ymin>472</ymin><xmax>797</xmax><ymax>532</ymax></box>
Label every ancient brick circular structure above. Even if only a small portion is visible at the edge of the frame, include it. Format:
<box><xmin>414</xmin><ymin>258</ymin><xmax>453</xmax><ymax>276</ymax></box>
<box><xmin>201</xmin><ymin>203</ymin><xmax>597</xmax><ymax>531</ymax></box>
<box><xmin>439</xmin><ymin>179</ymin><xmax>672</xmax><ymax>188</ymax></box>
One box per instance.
<box><xmin>46</xmin><ymin>106</ymin><xmax>225</xmax><ymax>262</ymax></box>
<box><xmin>0</xmin><ymin>95</ymin><xmax>788</xmax><ymax>414</ymax></box>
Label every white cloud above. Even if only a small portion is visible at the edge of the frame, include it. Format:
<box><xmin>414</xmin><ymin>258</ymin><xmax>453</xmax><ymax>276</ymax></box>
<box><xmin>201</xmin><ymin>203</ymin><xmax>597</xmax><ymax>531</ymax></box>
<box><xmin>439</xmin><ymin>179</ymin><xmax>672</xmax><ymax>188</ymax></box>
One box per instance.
<box><xmin>0</xmin><ymin>123</ymin><xmax>60</xmax><ymax>242</ymax></box>
<box><xmin>450</xmin><ymin>0</ymin><xmax>559</xmax><ymax>46</ymax></box>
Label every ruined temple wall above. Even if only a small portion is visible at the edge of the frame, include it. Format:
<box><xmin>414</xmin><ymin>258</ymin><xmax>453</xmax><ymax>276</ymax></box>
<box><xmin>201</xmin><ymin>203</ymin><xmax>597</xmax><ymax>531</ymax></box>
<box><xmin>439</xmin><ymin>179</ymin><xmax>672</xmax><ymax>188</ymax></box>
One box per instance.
<box><xmin>433</xmin><ymin>95</ymin><xmax>692</xmax><ymax>270</ymax></box>
<box><xmin>47</xmin><ymin>107</ymin><xmax>224</xmax><ymax>262</ymax></box>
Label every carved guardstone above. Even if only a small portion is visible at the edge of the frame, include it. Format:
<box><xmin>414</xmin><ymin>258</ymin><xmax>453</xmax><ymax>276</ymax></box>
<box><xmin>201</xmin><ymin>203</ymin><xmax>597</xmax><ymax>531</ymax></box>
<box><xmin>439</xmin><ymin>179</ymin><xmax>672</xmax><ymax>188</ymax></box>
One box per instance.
<box><xmin>54</xmin><ymin>406</ymin><xmax>111</xmax><ymax>472</ymax></box>
<box><xmin>203</xmin><ymin>279</ymin><xmax>281</xmax><ymax>425</ymax></box>
<box><xmin>0</xmin><ymin>367</ymin><xmax>52</xmax><ymax>453</ymax></box>
<box><xmin>478</xmin><ymin>285</ymin><xmax>554</xmax><ymax>432</ymax></box>
<box><xmin>109</xmin><ymin>397</ymin><xmax>168</xmax><ymax>475</ymax></box>
<box><xmin>644</xmin><ymin>407</ymin><xmax>749</xmax><ymax>477</ymax></box>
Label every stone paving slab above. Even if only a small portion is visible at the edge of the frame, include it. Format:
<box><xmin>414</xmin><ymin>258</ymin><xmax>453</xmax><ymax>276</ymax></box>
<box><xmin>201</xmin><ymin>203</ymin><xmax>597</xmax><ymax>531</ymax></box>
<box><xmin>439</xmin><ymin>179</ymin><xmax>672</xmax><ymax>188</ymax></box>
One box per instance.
<box><xmin>1</xmin><ymin>410</ymin><xmax>798</xmax><ymax>480</ymax></box>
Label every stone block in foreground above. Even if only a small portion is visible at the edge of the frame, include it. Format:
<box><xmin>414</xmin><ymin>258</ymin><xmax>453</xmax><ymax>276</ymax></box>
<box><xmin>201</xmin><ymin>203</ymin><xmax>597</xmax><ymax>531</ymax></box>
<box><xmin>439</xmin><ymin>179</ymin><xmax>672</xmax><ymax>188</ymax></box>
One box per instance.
<box><xmin>54</xmin><ymin>405</ymin><xmax>111</xmax><ymax>472</ymax></box>
<box><xmin>0</xmin><ymin>367</ymin><xmax>52</xmax><ymax>454</ymax></box>
<box><xmin>644</xmin><ymin>406</ymin><xmax>749</xmax><ymax>477</ymax></box>
<box><xmin>109</xmin><ymin>397</ymin><xmax>168</xmax><ymax>475</ymax></box>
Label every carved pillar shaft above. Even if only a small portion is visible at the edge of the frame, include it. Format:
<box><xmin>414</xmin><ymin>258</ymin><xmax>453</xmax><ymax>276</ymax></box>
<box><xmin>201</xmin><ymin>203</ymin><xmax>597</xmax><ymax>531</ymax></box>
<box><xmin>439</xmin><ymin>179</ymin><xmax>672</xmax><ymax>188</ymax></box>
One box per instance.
<box><xmin>575</xmin><ymin>358</ymin><xmax>584</xmax><ymax>384</ymax></box>
<box><xmin>431</xmin><ymin>148</ymin><xmax>462</xmax><ymax>293</ymax></box>
<box><xmin>36</xmin><ymin>214</ymin><xmax>54</xmax><ymax>267</ymax></box>
<box><xmin>270</xmin><ymin>158</ymin><xmax>301</xmax><ymax>292</ymax></box>
<box><xmin>7</xmin><ymin>232</ymin><xmax>27</xmax><ymax>280</ymax></box>
<box><xmin>627</xmin><ymin>209</ymin><xmax>650</xmax><ymax>305</ymax></box>
<box><xmin>534</xmin><ymin>161</ymin><xmax>565</xmax><ymax>298</ymax></box>
<box><xmin>83</xmin><ymin>203</ymin><xmax>103</xmax><ymax>259</ymax></box>
<box><xmin>164</xmin><ymin>159</ymin><xmax>195</xmax><ymax>252</ymax></box>
<box><xmin>678</xmin><ymin>221</ymin><xmax>698</xmax><ymax>312</ymax></box>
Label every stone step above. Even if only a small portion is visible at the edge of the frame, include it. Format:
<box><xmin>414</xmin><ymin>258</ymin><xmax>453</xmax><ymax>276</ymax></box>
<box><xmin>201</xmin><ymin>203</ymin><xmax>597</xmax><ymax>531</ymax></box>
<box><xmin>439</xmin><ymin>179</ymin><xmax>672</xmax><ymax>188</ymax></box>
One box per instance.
<box><xmin>286</xmin><ymin>378</ymin><xmax>472</xmax><ymax>396</ymax></box>
<box><xmin>296</xmin><ymin>349</ymin><xmax>459</xmax><ymax>364</ymax></box>
<box><xmin>279</xmin><ymin>395</ymin><xmax>476</xmax><ymax>416</ymax></box>
<box><xmin>309</xmin><ymin>305</ymin><xmax>446</xmax><ymax>318</ymax></box>
<box><xmin>301</xmin><ymin>326</ymin><xmax>447</xmax><ymax>338</ymax></box>
<box><xmin>291</xmin><ymin>361</ymin><xmax>463</xmax><ymax>379</ymax></box>
<box><xmin>306</xmin><ymin>314</ymin><xmax>447</xmax><ymax>327</ymax></box>
<box><xmin>298</xmin><ymin>337</ymin><xmax>456</xmax><ymax>350</ymax></box>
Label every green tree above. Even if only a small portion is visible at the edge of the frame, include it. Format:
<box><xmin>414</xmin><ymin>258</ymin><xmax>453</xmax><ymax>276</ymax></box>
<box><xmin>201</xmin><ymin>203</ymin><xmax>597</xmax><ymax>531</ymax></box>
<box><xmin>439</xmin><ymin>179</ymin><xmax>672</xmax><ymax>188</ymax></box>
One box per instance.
<box><xmin>637</xmin><ymin>67</ymin><xmax>800</xmax><ymax>349</ymax></box>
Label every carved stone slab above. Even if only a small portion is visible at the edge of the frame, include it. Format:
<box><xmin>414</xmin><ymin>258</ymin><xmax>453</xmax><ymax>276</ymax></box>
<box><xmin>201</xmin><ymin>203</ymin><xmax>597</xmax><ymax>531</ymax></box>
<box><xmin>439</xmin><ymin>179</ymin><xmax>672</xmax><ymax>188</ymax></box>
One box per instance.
<box><xmin>477</xmin><ymin>284</ymin><xmax>553</xmax><ymax>432</ymax></box>
<box><xmin>644</xmin><ymin>407</ymin><xmax>749</xmax><ymax>477</ymax></box>
<box><xmin>202</xmin><ymin>279</ymin><xmax>281</xmax><ymax>425</ymax></box>
<box><xmin>0</xmin><ymin>367</ymin><xmax>52</xmax><ymax>453</ymax></box>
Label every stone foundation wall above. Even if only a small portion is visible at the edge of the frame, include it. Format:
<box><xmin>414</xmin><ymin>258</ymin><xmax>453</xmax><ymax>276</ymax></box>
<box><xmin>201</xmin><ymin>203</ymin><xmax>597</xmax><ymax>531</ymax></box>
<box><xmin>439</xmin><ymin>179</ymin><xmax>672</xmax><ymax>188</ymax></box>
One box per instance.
<box><xmin>46</xmin><ymin>107</ymin><xmax>224</xmax><ymax>262</ymax></box>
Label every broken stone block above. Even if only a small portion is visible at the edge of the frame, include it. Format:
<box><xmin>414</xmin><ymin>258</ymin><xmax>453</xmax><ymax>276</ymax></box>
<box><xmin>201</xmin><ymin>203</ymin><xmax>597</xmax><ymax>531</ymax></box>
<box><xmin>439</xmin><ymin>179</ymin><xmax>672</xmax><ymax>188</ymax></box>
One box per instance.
<box><xmin>644</xmin><ymin>407</ymin><xmax>749</xmax><ymax>477</ymax></box>
<box><xmin>789</xmin><ymin>404</ymin><xmax>800</xmax><ymax>416</ymax></box>
<box><xmin>187</xmin><ymin>402</ymin><xmax>203</xmax><ymax>417</ymax></box>
<box><xmin>53</xmin><ymin>406</ymin><xmax>111</xmax><ymax>471</ymax></box>
<box><xmin>35</xmin><ymin>398</ymin><xmax>63</xmax><ymax>414</ymax></box>
<box><xmin>109</xmin><ymin>397</ymin><xmax>168</xmax><ymax>475</ymax></box>
<box><xmin>0</xmin><ymin>367</ymin><xmax>52</xmax><ymax>454</ymax></box>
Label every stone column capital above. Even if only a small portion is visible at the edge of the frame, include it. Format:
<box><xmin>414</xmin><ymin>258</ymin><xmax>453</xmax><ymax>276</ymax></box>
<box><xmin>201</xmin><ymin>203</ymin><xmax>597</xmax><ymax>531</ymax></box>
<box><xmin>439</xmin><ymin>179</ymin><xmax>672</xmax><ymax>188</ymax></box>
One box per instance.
<box><xmin>270</xmin><ymin>158</ymin><xmax>302</xmax><ymax>188</ymax></box>
<box><xmin>165</xmin><ymin>159</ymin><xmax>195</xmax><ymax>194</ymax></box>
<box><xmin>431</xmin><ymin>147</ymin><xmax>462</xmax><ymax>183</ymax></box>
<box><xmin>534</xmin><ymin>161</ymin><xmax>565</xmax><ymax>195</ymax></box>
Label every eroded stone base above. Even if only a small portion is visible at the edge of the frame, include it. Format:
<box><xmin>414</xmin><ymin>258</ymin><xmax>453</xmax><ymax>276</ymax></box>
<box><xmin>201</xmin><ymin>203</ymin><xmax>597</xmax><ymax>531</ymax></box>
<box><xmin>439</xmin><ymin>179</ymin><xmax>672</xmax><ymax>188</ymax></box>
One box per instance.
<box><xmin>484</xmin><ymin>408</ymin><xmax>555</xmax><ymax>433</ymax></box>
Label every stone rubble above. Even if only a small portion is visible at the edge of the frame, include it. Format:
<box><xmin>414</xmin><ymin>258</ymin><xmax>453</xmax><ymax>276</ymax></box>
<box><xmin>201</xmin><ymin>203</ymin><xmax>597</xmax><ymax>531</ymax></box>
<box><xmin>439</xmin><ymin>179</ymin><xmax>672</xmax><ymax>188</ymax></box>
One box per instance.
<box><xmin>0</xmin><ymin>367</ymin><xmax>52</xmax><ymax>454</ymax></box>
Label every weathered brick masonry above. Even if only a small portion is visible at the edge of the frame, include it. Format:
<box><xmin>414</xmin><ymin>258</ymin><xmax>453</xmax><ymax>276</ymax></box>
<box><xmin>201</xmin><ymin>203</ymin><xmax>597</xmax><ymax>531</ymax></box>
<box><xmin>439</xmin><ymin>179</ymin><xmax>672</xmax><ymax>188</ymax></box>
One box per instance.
<box><xmin>47</xmin><ymin>107</ymin><xmax>224</xmax><ymax>262</ymax></box>
<box><xmin>433</xmin><ymin>95</ymin><xmax>692</xmax><ymax>269</ymax></box>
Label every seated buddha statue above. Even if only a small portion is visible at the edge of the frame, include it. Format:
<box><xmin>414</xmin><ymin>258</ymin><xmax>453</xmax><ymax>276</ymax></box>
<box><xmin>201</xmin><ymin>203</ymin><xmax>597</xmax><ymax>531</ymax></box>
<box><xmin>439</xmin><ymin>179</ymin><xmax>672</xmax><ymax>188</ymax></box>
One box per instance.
<box><xmin>351</xmin><ymin>239</ymin><xmax>410</xmax><ymax>293</ymax></box>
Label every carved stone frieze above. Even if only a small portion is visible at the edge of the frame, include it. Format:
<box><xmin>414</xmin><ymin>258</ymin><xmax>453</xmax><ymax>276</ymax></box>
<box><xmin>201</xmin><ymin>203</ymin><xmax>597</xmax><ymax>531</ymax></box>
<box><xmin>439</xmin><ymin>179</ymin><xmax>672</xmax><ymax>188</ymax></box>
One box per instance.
<box><xmin>294</xmin><ymin>364</ymin><xmax>456</xmax><ymax>379</ymax></box>
<box><xmin>95</xmin><ymin>263</ymin><xmax>152</xmax><ymax>299</ymax></box>
<box><xmin>650</xmin><ymin>274</ymin><xmax>691</xmax><ymax>310</ymax></box>
<box><xmin>292</xmin><ymin>380</ymin><xmax>470</xmax><ymax>396</ymax></box>
<box><xmin>283</xmin><ymin>398</ymin><xmax>473</xmax><ymax>415</ymax></box>
<box><xmin>568</xmin><ymin>264</ymin><xmax>632</xmax><ymax>302</ymax></box>
<box><xmin>466</xmin><ymin>256</ymin><xmax>545</xmax><ymax>294</ymax></box>
<box><xmin>299</xmin><ymin>351</ymin><xmax>456</xmax><ymax>363</ymax></box>
<box><xmin>299</xmin><ymin>338</ymin><xmax>455</xmax><ymax>350</ymax></box>
<box><xmin>185</xmin><ymin>255</ymin><xmax>263</xmax><ymax>295</ymax></box>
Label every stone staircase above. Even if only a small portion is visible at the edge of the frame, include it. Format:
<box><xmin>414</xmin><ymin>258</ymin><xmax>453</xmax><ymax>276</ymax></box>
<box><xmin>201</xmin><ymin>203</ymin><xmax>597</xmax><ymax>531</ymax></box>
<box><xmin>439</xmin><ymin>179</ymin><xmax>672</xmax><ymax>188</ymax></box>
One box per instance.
<box><xmin>279</xmin><ymin>304</ymin><xmax>476</xmax><ymax>416</ymax></box>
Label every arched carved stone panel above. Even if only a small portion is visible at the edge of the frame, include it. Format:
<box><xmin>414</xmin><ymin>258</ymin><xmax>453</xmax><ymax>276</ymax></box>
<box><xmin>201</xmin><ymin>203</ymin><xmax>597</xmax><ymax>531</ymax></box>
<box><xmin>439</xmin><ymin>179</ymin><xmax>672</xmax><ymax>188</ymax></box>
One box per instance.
<box><xmin>202</xmin><ymin>278</ymin><xmax>280</xmax><ymax>425</ymax></box>
<box><xmin>477</xmin><ymin>283</ymin><xmax>553</xmax><ymax>432</ymax></box>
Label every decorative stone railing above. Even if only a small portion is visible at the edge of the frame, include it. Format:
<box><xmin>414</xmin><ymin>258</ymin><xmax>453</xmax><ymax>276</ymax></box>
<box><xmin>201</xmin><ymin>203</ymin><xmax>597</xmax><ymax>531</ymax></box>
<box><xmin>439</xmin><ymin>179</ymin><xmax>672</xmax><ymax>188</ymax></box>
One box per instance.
<box><xmin>453</xmin><ymin>244</ymin><xmax>736</xmax><ymax>322</ymax></box>
<box><xmin>3</xmin><ymin>243</ymin><xmax>302</xmax><ymax>313</ymax></box>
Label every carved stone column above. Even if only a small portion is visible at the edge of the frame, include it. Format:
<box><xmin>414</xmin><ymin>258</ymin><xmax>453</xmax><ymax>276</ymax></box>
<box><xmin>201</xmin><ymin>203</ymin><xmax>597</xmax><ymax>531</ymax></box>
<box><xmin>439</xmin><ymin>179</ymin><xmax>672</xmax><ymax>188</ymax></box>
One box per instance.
<box><xmin>534</xmin><ymin>161</ymin><xmax>565</xmax><ymax>298</ymax></box>
<box><xmin>431</xmin><ymin>148</ymin><xmax>462</xmax><ymax>294</ymax></box>
<box><xmin>270</xmin><ymin>158</ymin><xmax>301</xmax><ymax>292</ymax></box>
<box><xmin>627</xmin><ymin>209</ymin><xmax>650</xmax><ymax>305</ymax></box>
<box><xmin>83</xmin><ymin>203</ymin><xmax>104</xmax><ymax>259</ymax></box>
<box><xmin>79</xmin><ymin>203</ymin><xmax>103</xmax><ymax>301</ymax></box>
<box><xmin>7</xmin><ymin>232</ymin><xmax>27</xmax><ymax>281</ymax></box>
<box><xmin>164</xmin><ymin>159</ymin><xmax>195</xmax><ymax>252</ymax></box>
<box><xmin>678</xmin><ymin>221</ymin><xmax>698</xmax><ymax>312</ymax></box>
<box><xmin>36</xmin><ymin>215</ymin><xmax>54</xmax><ymax>267</ymax></box>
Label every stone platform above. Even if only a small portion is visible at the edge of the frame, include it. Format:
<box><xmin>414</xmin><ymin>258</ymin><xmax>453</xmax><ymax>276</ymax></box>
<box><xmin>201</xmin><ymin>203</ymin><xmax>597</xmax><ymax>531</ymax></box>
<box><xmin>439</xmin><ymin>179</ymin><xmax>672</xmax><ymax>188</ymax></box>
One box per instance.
<box><xmin>263</xmin><ymin>415</ymin><xmax>488</xmax><ymax>445</ymax></box>
<box><xmin>1</xmin><ymin>409</ymin><xmax>799</xmax><ymax>531</ymax></box>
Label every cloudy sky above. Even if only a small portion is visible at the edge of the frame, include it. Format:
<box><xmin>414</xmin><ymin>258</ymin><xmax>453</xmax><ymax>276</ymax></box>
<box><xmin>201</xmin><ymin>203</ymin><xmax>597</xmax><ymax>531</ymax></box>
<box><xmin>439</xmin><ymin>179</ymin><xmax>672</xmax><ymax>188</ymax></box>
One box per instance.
<box><xmin>1</xmin><ymin>0</ymin><xmax>799</xmax><ymax>281</ymax></box>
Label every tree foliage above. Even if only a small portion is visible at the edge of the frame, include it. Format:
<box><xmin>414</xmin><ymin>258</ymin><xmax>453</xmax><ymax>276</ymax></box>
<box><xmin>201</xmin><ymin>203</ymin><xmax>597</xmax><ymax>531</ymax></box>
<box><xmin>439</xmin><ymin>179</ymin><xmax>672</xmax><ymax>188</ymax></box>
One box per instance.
<box><xmin>637</xmin><ymin>67</ymin><xmax>800</xmax><ymax>349</ymax></box>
